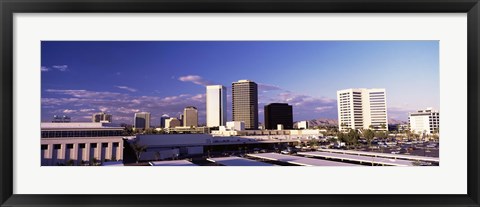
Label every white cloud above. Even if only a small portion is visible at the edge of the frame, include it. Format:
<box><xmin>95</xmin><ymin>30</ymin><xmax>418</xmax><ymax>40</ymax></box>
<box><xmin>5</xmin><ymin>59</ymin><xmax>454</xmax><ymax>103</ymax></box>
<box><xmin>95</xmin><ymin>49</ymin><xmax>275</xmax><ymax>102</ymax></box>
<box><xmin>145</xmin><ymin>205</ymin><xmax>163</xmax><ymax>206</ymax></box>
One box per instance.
<box><xmin>115</xmin><ymin>85</ymin><xmax>137</xmax><ymax>92</ymax></box>
<box><xmin>45</xmin><ymin>89</ymin><xmax>126</xmax><ymax>99</ymax></box>
<box><xmin>41</xmin><ymin>66</ymin><xmax>50</xmax><ymax>72</ymax></box>
<box><xmin>52</xmin><ymin>65</ymin><xmax>68</xmax><ymax>71</ymax></box>
<box><xmin>62</xmin><ymin>109</ymin><xmax>77</xmax><ymax>114</ymax></box>
<box><xmin>99</xmin><ymin>106</ymin><xmax>109</xmax><ymax>112</ymax></box>
<box><xmin>178</xmin><ymin>75</ymin><xmax>214</xmax><ymax>86</ymax></box>
<box><xmin>79</xmin><ymin>108</ymin><xmax>96</xmax><ymax>112</ymax></box>
<box><xmin>314</xmin><ymin>106</ymin><xmax>334</xmax><ymax>112</ymax></box>
<box><xmin>258</xmin><ymin>83</ymin><xmax>282</xmax><ymax>92</ymax></box>
<box><xmin>43</xmin><ymin>89</ymin><xmax>208</xmax><ymax>124</ymax></box>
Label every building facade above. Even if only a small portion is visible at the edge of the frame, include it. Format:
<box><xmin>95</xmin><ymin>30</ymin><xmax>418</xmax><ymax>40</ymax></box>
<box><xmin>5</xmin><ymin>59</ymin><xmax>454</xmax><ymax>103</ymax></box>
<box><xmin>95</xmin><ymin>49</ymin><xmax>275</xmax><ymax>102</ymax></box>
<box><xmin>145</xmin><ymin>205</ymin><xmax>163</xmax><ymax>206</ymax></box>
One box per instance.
<box><xmin>297</xmin><ymin>121</ymin><xmax>309</xmax><ymax>129</ymax></box>
<box><xmin>92</xmin><ymin>112</ymin><xmax>112</xmax><ymax>123</ymax></box>
<box><xmin>206</xmin><ymin>85</ymin><xmax>227</xmax><ymax>127</ymax></box>
<box><xmin>337</xmin><ymin>88</ymin><xmax>388</xmax><ymax>131</ymax></box>
<box><xmin>408</xmin><ymin>108</ymin><xmax>439</xmax><ymax>134</ymax></box>
<box><xmin>264</xmin><ymin>103</ymin><xmax>293</xmax><ymax>130</ymax></box>
<box><xmin>52</xmin><ymin>115</ymin><xmax>71</xmax><ymax>123</ymax></box>
<box><xmin>232</xmin><ymin>80</ymin><xmax>258</xmax><ymax>130</ymax></box>
<box><xmin>160</xmin><ymin>114</ymin><xmax>170</xmax><ymax>128</ymax></box>
<box><xmin>165</xmin><ymin>118</ymin><xmax>181</xmax><ymax>128</ymax></box>
<box><xmin>134</xmin><ymin>112</ymin><xmax>151</xmax><ymax>130</ymax></box>
<box><xmin>183</xmin><ymin>106</ymin><xmax>198</xmax><ymax>127</ymax></box>
<box><xmin>41</xmin><ymin>122</ymin><xmax>124</xmax><ymax>166</ymax></box>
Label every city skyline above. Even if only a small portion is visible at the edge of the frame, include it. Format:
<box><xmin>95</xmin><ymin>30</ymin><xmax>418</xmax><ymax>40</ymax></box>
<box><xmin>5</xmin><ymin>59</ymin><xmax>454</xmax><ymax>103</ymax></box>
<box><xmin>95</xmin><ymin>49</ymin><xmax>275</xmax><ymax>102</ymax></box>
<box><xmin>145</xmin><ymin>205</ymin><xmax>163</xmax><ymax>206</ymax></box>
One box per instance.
<box><xmin>41</xmin><ymin>41</ymin><xmax>439</xmax><ymax>124</ymax></box>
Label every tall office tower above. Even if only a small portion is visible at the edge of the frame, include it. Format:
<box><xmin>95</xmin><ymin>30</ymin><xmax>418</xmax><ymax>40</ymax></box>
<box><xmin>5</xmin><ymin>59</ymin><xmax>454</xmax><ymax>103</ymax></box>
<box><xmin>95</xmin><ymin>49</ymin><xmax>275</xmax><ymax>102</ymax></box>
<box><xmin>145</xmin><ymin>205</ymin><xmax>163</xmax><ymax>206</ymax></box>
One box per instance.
<box><xmin>160</xmin><ymin>114</ymin><xmax>170</xmax><ymax>128</ymax></box>
<box><xmin>408</xmin><ymin>108</ymin><xmax>439</xmax><ymax>134</ymax></box>
<box><xmin>92</xmin><ymin>112</ymin><xmax>113</xmax><ymax>123</ymax></box>
<box><xmin>134</xmin><ymin>112</ymin><xmax>151</xmax><ymax>130</ymax></box>
<box><xmin>206</xmin><ymin>85</ymin><xmax>227</xmax><ymax>127</ymax></box>
<box><xmin>232</xmin><ymin>80</ymin><xmax>258</xmax><ymax>130</ymax></box>
<box><xmin>264</xmin><ymin>103</ymin><xmax>293</xmax><ymax>130</ymax></box>
<box><xmin>183</xmin><ymin>106</ymin><xmax>198</xmax><ymax>127</ymax></box>
<box><xmin>337</xmin><ymin>88</ymin><xmax>388</xmax><ymax>131</ymax></box>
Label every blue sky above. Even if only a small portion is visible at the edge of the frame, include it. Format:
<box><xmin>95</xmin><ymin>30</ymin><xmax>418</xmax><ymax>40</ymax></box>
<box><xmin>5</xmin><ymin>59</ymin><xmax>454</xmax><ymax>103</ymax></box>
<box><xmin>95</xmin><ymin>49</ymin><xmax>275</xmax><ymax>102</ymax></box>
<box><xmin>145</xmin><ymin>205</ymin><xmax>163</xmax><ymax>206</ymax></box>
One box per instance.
<box><xmin>41</xmin><ymin>41</ymin><xmax>439</xmax><ymax>125</ymax></box>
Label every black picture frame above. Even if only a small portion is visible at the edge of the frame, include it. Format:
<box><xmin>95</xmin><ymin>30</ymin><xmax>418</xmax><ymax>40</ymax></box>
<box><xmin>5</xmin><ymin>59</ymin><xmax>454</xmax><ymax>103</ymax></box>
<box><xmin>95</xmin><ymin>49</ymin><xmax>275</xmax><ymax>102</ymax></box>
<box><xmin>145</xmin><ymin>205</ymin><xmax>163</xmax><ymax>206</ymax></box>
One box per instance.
<box><xmin>1</xmin><ymin>0</ymin><xmax>479</xmax><ymax>206</ymax></box>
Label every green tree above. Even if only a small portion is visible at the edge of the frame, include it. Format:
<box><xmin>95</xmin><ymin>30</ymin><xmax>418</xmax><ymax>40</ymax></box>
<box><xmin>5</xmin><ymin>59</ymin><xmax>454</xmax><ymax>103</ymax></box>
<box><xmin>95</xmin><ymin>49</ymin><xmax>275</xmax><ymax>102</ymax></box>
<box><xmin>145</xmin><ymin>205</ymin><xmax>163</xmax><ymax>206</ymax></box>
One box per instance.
<box><xmin>362</xmin><ymin>129</ymin><xmax>375</xmax><ymax>149</ymax></box>
<box><xmin>337</xmin><ymin>132</ymin><xmax>347</xmax><ymax>143</ymax></box>
<box><xmin>380</xmin><ymin>123</ymin><xmax>387</xmax><ymax>130</ymax></box>
<box><xmin>308</xmin><ymin>139</ymin><xmax>319</xmax><ymax>148</ymax></box>
<box><xmin>375</xmin><ymin>131</ymin><xmax>387</xmax><ymax>139</ymax></box>
<box><xmin>67</xmin><ymin>159</ymin><xmax>75</xmax><ymax>166</ymax></box>
<box><xmin>346</xmin><ymin>129</ymin><xmax>360</xmax><ymax>148</ymax></box>
<box><xmin>405</xmin><ymin>129</ymin><xmax>412</xmax><ymax>140</ymax></box>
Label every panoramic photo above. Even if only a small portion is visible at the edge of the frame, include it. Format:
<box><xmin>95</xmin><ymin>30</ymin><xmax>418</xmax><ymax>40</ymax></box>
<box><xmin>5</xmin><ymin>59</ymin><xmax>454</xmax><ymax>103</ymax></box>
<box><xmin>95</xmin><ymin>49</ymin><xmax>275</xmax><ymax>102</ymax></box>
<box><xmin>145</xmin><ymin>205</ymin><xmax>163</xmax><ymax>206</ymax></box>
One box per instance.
<box><xmin>40</xmin><ymin>41</ymin><xmax>440</xmax><ymax>166</ymax></box>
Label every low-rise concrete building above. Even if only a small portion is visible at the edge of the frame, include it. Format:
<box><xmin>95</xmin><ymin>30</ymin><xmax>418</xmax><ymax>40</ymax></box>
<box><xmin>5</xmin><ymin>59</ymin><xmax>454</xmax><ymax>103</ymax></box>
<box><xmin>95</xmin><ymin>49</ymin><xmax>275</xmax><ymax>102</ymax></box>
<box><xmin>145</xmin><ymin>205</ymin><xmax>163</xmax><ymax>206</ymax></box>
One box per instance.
<box><xmin>41</xmin><ymin>122</ymin><xmax>124</xmax><ymax>166</ymax></box>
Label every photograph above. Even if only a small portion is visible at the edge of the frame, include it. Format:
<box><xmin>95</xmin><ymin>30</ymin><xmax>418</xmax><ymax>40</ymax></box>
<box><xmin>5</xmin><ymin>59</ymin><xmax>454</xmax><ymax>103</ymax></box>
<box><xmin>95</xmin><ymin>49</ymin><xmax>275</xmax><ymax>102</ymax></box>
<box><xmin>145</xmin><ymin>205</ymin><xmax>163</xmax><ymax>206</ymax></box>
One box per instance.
<box><xmin>40</xmin><ymin>40</ymin><xmax>440</xmax><ymax>167</ymax></box>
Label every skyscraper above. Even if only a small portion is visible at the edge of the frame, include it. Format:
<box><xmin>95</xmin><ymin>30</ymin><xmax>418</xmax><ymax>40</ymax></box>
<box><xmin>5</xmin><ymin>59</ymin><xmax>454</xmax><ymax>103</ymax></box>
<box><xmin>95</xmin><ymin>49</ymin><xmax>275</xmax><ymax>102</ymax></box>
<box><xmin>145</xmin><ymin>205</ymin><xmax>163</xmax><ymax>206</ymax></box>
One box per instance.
<box><xmin>206</xmin><ymin>85</ymin><xmax>227</xmax><ymax>127</ymax></box>
<box><xmin>134</xmin><ymin>112</ymin><xmax>151</xmax><ymax>130</ymax></box>
<box><xmin>264</xmin><ymin>103</ymin><xmax>293</xmax><ymax>130</ymax></box>
<box><xmin>337</xmin><ymin>88</ymin><xmax>388</xmax><ymax>131</ymax></box>
<box><xmin>183</xmin><ymin>106</ymin><xmax>198</xmax><ymax>127</ymax></box>
<box><xmin>92</xmin><ymin>112</ymin><xmax>112</xmax><ymax>123</ymax></box>
<box><xmin>160</xmin><ymin>114</ymin><xmax>170</xmax><ymax>128</ymax></box>
<box><xmin>232</xmin><ymin>80</ymin><xmax>258</xmax><ymax>130</ymax></box>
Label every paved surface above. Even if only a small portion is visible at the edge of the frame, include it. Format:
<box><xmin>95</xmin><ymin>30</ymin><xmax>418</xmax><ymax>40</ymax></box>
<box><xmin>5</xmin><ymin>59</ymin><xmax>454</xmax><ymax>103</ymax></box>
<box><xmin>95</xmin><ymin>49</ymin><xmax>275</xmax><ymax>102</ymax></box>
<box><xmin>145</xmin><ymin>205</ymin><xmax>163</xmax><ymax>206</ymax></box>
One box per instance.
<box><xmin>317</xmin><ymin>148</ymin><xmax>439</xmax><ymax>162</ymax></box>
<box><xmin>149</xmin><ymin>160</ymin><xmax>197</xmax><ymax>166</ymax></box>
<box><xmin>207</xmin><ymin>156</ymin><xmax>275</xmax><ymax>166</ymax></box>
<box><xmin>298</xmin><ymin>151</ymin><xmax>414</xmax><ymax>166</ymax></box>
<box><xmin>246</xmin><ymin>153</ymin><xmax>360</xmax><ymax>166</ymax></box>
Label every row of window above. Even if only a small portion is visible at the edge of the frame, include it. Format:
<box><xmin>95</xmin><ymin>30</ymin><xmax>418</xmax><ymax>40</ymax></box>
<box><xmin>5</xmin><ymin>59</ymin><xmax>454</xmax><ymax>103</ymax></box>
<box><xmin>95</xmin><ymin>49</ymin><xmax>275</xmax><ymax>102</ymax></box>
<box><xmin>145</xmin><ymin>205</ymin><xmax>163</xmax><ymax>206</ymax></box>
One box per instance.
<box><xmin>41</xmin><ymin>130</ymin><xmax>124</xmax><ymax>138</ymax></box>
<box><xmin>41</xmin><ymin>142</ymin><xmax>120</xmax><ymax>150</ymax></box>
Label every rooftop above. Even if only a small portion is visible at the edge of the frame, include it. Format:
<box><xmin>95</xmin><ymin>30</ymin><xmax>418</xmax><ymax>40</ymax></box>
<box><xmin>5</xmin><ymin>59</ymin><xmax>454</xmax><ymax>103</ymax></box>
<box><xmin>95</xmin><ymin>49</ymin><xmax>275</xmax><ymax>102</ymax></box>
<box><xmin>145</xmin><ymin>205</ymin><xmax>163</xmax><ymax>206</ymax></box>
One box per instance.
<box><xmin>149</xmin><ymin>160</ymin><xmax>197</xmax><ymax>166</ymax></box>
<box><xmin>207</xmin><ymin>156</ymin><xmax>275</xmax><ymax>166</ymax></box>
<box><xmin>246</xmin><ymin>153</ymin><xmax>360</xmax><ymax>166</ymax></box>
<box><xmin>41</xmin><ymin>122</ymin><xmax>123</xmax><ymax>129</ymax></box>
<box><xmin>298</xmin><ymin>151</ymin><xmax>414</xmax><ymax>166</ymax></box>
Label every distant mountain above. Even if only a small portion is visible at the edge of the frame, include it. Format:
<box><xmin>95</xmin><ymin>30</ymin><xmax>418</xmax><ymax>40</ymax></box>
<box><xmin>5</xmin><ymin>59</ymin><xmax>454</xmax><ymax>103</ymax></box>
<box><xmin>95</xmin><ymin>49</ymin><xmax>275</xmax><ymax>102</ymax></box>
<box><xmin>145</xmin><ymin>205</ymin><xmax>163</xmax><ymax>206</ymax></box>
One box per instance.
<box><xmin>293</xmin><ymin>118</ymin><xmax>338</xmax><ymax>128</ymax></box>
<box><xmin>292</xmin><ymin>118</ymin><xmax>406</xmax><ymax>128</ymax></box>
<box><xmin>388</xmin><ymin>119</ymin><xmax>407</xmax><ymax>125</ymax></box>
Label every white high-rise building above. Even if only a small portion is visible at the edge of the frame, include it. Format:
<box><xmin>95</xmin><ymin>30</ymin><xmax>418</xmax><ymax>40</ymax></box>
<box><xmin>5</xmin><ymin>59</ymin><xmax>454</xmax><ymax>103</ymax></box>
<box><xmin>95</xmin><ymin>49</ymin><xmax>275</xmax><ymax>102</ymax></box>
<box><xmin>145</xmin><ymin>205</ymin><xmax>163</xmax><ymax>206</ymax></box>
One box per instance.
<box><xmin>408</xmin><ymin>108</ymin><xmax>439</xmax><ymax>134</ymax></box>
<box><xmin>337</xmin><ymin>88</ymin><xmax>388</xmax><ymax>131</ymax></box>
<box><xmin>206</xmin><ymin>85</ymin><xmax>227</xmax><ymax>127</ymax></box>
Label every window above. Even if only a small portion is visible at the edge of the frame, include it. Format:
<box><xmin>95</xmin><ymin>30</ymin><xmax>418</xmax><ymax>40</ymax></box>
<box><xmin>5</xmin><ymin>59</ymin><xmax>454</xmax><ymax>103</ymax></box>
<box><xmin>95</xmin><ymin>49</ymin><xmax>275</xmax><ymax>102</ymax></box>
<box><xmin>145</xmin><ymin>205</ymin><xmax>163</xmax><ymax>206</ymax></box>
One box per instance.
<box><xmin>41</xmin><ymin>145</ymin><xmax>48</xmax><ymax>150</ymax></box>
<box><xmin>113</xmin><ymin>142</ymin><xmax>119</xmax><ymax>147</ymax></box>
<box><xmin>66</xmin><ymin>144</ymin><xmax>74</xmax><ymax>149</ymax></box>
<box><xmin>90</xmin><ymin>143</ymin><xmax>97</xmax><ymax>148</ymax></box>
<box><xmin>53</xmin><ymin>144</ymin><xmax>61</xmax><ymax>149</ymax></box>
<box><xmin>102</xmin><ymin>143</ymin><xmax>108</xmax><ymax>148</ymax></box>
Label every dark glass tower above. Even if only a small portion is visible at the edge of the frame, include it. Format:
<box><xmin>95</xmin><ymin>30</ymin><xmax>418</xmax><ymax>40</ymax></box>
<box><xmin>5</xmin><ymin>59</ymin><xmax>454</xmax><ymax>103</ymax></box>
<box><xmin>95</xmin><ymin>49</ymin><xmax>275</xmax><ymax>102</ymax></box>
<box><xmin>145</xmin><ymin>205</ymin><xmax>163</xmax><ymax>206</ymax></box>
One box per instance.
<box><xmin>264</xmin><ymin>103</ymin><xmax>293</xmax><ymax>130</ymax></box>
